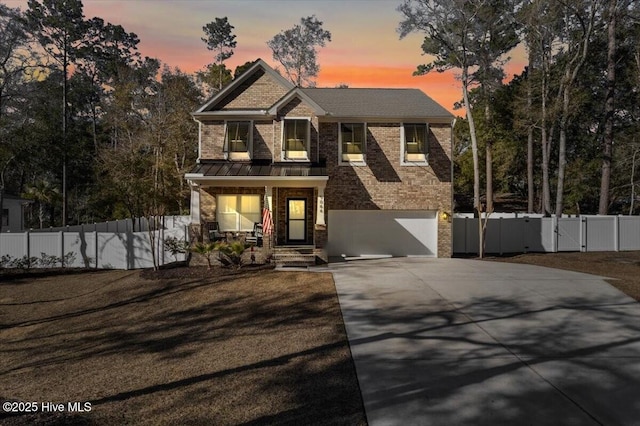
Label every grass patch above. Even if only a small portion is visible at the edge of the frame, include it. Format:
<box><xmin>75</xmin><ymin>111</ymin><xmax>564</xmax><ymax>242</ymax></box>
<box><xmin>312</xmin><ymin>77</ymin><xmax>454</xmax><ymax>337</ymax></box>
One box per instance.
<box><xmin>486</xmin><ymin>251</ymin><xmax>640</xmax><ymax>301</ymax></box>
<box><xmin>0</xmin><ymin>268</ymin><xmax>366</xmax><ymax>425</ymax></box>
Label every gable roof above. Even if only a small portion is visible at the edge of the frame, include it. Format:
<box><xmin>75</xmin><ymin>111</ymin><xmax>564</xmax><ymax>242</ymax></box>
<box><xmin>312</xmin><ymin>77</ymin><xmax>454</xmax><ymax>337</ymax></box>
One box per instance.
<box><xmin>268</xmin><ymin>87</ymin><xmax>328</xmax><ymax>116</ymax></box>
<box><xmin>300</xmin><ymin>88</ymin><xmax>453</xmax><ymax>120</ymax></box>
<box><xmin>195</xmin><ymin>58</ymin><xmax>294</xmax><ymax>114</ymax></box>
<box><xmin>192</xmin><ymin>58</ymin><xmax>453</xmax><ymax>120</ymax></box>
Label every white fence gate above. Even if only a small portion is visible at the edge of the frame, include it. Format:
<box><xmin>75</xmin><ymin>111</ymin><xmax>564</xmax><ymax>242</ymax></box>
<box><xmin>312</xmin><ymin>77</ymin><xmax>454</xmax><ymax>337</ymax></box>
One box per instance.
<box><xmin>0</xmin><ymin>216</ymin><xmax>190</xmax><ymax>270</ymax></box>
<box><xmin>453</xmin><ymin>215</ymin><xmax>640</xmax><ymax>254</ymax></box>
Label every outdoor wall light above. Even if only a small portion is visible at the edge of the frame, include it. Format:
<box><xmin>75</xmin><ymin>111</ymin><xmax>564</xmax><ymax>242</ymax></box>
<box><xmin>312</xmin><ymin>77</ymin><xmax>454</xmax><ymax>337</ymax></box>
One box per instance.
<box><xmin>440</xmin><ymin>211</ymin><xmax>451</xmax><ymax>222</ymax></box>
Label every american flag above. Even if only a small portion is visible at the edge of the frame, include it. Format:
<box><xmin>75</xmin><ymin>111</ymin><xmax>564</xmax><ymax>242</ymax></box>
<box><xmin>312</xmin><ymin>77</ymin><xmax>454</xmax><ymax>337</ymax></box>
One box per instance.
<box><xmin>262</xmin><ymin>195</ymin><xmax>273</xmax><ymax>235</ymax></box>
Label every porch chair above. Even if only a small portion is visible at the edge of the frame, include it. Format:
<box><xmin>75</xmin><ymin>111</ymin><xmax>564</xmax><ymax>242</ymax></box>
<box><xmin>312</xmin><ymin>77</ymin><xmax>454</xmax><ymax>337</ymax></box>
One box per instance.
<box><xmin>207</xmin><ymin>221</ymin><xmax>226</xmax><ymax>242</ymax></box>
<box><xmin>245</xmin><ymin>222</ymin><xmax>263</xmax><ymax>247</ymax></box>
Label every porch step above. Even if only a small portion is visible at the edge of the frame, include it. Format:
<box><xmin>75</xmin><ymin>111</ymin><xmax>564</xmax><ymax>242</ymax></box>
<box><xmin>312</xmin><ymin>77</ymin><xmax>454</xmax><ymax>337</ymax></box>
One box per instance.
<box><xmin>273</xmin><ymin>247</ymin><xmax>317</xmax><ymax>267</ymax></box>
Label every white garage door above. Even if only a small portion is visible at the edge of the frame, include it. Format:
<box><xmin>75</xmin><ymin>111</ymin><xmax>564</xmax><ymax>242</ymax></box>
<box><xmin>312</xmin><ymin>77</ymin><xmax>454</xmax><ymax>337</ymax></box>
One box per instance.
<box><xmin>327</xmin><ymin>210</ymin><xmax>438</xmax><ymax>257</ymax></box>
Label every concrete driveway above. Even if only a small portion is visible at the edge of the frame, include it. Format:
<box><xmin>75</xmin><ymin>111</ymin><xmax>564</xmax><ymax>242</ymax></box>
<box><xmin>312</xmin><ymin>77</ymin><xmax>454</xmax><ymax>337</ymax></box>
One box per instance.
<box><xmin>327</xmin><ymin>258</ymin><xmax>640</xmax><ymax>426</ymax></box>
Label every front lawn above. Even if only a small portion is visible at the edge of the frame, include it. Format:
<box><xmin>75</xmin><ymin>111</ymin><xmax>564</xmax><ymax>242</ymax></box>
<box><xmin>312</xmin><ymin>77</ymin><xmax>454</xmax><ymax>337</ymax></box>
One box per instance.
<box><xmin>487</xmin><ymin>251</ymin><xmax>640</xmax><ymax>301</ymax></box>
<box><xmin>0</xmin><ymin>268</ymin><xmax>366</xmax><ymax>425</ymax></box>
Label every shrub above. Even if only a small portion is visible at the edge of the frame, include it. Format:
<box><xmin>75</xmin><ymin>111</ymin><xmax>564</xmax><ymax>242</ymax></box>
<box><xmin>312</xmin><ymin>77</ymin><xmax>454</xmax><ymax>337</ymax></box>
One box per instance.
<box><xmin>215</xmin><ymin>241</ymin><xmax>249</xmax><ymax>269</ymax></box>
<box><xmin>191</xmin><ymin>242</ymin><xmax>217</xmax><ymax>269</ymax></box>
<box><xmin>62</xmin><ymin>252</ymin><xmax>76</xmax><ymax>266</ymax></box>
<box><xmin>0</xmin><ymin>254</ymin><xmax>11</xmax><ymax>268</ymax></box>
<box><xmin>0</xmin><ymin>252</ymin><xmax>78</xmax><ymax>269</ymax></box>
<box><xmin>11</xmin><ymin>255</ymin><xmax>39</xmax><ymax>269</ymax></box>
<box><xmin>164</xmin><ymin>237</ymin><xmax>190</xmax><ymax>261</ymax></box>
<box><xmin>39</xmin><ymin>252</ymin><xmax>60</xmax><ymax>267</ymax></box>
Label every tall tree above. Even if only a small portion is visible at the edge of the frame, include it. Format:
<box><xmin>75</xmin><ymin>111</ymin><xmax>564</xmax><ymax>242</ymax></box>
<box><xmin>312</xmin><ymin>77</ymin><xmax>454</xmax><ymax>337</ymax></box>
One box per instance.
<box><xmin>520</xmin><ymin>0</ymin><xmax>556</xmax><ymax>215</ymax></box>
<box><xmin>77</xmin><ymin>17</ymin><xmax>140</xmax><ymax>151</ymax></box>
<box><xmin>201</xmin><ymin>17</ymin><xmax>236</xmax><ymax>90</ymax></box>
<box><xmin>27</xmin><ymin>0</ymin><xmax>88</xmax><ymax>226</ymax></box>
<box><xmin>399</xmin><ymin>0</ymin><xmax>518</xmax><ymax>256</ymax></box>
<box><xmin>267</xmin><ymin>15</ymin><xmax>331</xmax><ymax>87</ymax></box>
<box><xmin>598</xmin><ymin>0</ymin><xmax>622</xmax><ymax>214</ymax></box>
<box><xmin>468</xmin><ymin>0</ymin><xmax>519</xmax><ymax>212</ymax></box>
<box><xmin>197</xmin><ymin>63</ymin><xmax>232</xmax><ymax>96</ymax></box>
<box><xmin>234</xmin><ymin>60</ymin><xmax>255</xmax><ymax>79</ymax></box>
<box><xmin>518</xmin><ymin>0</ymin><xmax>600</xmax><ymax>216</ymax></box>
<box><xmin>553</xmin><ymin>0</ymin><xmax>601</xmax><ymax>216</ymax></box>
<box><xmin>526</xmin><ymin>58</ymin><xmax>535</xmax><ymax>212</ymax></box>
<box><xmin>100</xmin><ymin>62</ymin><xmax>199</xmax><ymax>220</ymax></box>
<box><xmin>0</xmin><ymin>4</ymin><xmax>33</xmax><ymax>122</ymax></box>
<box><xmin>0</xmin><ymin>4</ymin><xmax>36</xmax><ymax>230</ymax></box>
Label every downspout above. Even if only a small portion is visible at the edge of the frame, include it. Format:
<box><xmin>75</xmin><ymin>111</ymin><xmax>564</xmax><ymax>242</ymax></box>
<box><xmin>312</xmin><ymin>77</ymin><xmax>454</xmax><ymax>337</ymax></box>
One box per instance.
<box><xmin>192</xmin><ymin>116</ymin><xmax>202</xmax><ymax>163</ymax></box>
<box><xmin>272</xmin><ymin>120</ymin><xmax>276</xmax><ymax>162</ymax></box>
<box><xmin>451</xmin><ymin>117</ymin><xmax>457</xmax><ymax>257</ymax></box>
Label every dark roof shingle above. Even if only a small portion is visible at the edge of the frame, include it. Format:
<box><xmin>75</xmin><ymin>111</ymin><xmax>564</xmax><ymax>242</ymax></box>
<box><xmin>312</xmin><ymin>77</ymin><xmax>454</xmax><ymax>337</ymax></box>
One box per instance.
<box><xmin>300</xmin><ymin>88</ymin><xmax>453</xmax><ymax>119</ymax></box>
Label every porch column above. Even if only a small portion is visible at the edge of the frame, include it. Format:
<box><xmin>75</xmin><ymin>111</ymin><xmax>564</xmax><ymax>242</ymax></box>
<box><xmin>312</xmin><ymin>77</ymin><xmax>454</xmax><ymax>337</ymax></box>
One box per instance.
<box><xmin>265</xmin><ymin>186</ymin><xmax>273</xmax><ymax>211</ymax></box>
<box><xmin>316</xmin><ymin>185</ymin><xmax>326</xmax><ymax>226</ymax></box>
<box><xmin>189</xmin><ymin>183</ymin><xmax>201</xmax><ymax>224</ymax></box>
<box><xmin>264</xmin><ymin>186</ymin><xmax>274</xmax><ymax>248</ymax></box>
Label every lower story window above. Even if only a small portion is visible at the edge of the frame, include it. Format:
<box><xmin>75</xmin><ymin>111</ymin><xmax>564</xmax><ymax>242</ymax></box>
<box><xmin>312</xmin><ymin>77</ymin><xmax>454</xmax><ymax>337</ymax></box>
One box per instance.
<box><xmin>217</xmin><ymin>195</ymin><xmax>261</xmax><ymax>231</ymax></box>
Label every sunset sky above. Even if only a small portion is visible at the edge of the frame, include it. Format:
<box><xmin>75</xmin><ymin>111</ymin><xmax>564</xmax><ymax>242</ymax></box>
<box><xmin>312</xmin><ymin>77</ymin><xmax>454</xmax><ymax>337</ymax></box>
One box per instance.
<box><xmin>6</xmin><ymin>0</ymin><xmax>527</xmax><ymax>114</ymax></box>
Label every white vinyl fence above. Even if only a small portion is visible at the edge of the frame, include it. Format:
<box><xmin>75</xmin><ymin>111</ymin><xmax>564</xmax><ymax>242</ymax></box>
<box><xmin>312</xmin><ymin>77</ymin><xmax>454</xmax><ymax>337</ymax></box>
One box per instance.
<box><xmin>29</xmin><ymin>215</ymin><xmax>191</xmax><ymax>233</ymax></box>
<box><xmin>0</xmin><ymin>216</ymin><xmax>190</xmax><ymax>270</ymax></box>
<box><xmin>453</xmin><ymin>214</ymin><xmax>640</xmax><ymax>255</ymax></box>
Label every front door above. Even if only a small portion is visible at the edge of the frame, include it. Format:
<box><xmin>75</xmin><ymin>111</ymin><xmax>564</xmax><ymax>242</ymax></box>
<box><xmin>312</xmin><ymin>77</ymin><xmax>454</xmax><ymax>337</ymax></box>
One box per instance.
<box><xmin>287</xmin><ymin>198</ymin><xmax>306</xmax><ymax>242</ymax></box>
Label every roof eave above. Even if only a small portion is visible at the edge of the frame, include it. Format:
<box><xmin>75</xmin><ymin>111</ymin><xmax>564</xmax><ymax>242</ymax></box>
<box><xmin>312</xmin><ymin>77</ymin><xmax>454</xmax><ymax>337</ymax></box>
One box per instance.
<box><xmin>317</xmin><ymin>115</ymin><xmax>454</xmax><ymax>123</ymax></box>
<box><xmin>186</xmin><ymin>175</ymin><xmax>329</xmax><ymax>188</ymax></box>
<box><xmin>192</xmin><ymin>110</ymin><xmax>275</xmax><ymax>120</ymax></box>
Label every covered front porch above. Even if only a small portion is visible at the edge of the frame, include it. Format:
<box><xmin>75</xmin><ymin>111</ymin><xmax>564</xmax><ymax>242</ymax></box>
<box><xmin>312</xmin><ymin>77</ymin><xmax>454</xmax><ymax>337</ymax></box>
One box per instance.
<box><xmin>185</xmin><ymin>161</ymin><xmax>329</xmax><ymax>263</ymax></box>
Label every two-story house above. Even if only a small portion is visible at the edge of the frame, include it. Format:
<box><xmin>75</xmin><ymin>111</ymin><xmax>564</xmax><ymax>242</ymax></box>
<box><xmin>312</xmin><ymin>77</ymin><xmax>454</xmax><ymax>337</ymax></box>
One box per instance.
<box><xmin>185</xmin><ymin>59</ymin><xmax>454</xmax><ymax>264</ymax></box>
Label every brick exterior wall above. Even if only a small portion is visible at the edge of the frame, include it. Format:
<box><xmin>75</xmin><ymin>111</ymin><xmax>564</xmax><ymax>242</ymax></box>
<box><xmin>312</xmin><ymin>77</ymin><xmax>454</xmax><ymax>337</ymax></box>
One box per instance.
<box><xmin>200</xmin><ymin>120</ymin><xmax>273</xmax><ymax>161</ymax></box>
<box><xmin>200</xmin><ymin>120</ymin><xmax>225</xmax><ymax>160</ymax></box>
<box><xmin>319</xmin><ymin>121</ymin><xmax>453</xmax><ymax>257</ymax></box>
<box><xmin>279</xmin><ymin>97</ymin><xmax>315</xmax><ymax>116</ymax></box>
<box><xmin>254</xmin><ymin>121</ymin><xmax>273</xmax><ymax>160</ymax></box>
<box><xmin>217</xmin><ymin>69</ymin><xmax>289</xmax><ymax>110</ymax></box>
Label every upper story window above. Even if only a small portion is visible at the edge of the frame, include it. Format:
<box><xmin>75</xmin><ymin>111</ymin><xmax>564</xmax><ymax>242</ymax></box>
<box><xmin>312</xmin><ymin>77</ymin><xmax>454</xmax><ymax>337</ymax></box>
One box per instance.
<box><xmin>402</xmin><ymin>123</ymin><xmax>428</xmax><ymax>164</ymax></box>
<box><xmin>283</xmin><ymin>118</ymin><xmax>310</xmax><ymax>160</ymax></box>
<box><xmin>339</xmin><ymin>123</ymin><xmax>366</xmax><ymax>164</ymax></box>
<box><xmin>224</xmin><ymin>121</ymin><xmax>252</xmax><ymax>160</ymax></box>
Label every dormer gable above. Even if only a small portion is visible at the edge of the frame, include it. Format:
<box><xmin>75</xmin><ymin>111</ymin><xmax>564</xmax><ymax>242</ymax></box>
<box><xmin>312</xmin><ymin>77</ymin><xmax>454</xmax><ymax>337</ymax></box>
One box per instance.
<box><xmin>268</xmin><ymin>88</ymin><xmax>327</xmax><ymax>117</ymax></box>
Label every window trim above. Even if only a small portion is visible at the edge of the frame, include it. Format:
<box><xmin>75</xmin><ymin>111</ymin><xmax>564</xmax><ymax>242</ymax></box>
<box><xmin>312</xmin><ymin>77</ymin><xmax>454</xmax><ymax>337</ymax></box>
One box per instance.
<box><xmin>400</xmin><ymin>122</ymin><xmax>429</xmax><ymax>166</ymax></box>
<box><xmin>281</xmin><ymin>117</ymin><xmax>311</xmax><ymax>161</ymax></box>
<box><xmin>338</xmin><ymin>122</ymin><xmax>367</xmax><ymax>166</ymax></box>
<box><xmin>223</xmin><ymin>120</ymin><xmax>253</xmax><ymax>160</ymax></box>
<box><xmin>216</xmin><ymin>194</ymin><xmax>261</xmax><ymax>232</ymax></box>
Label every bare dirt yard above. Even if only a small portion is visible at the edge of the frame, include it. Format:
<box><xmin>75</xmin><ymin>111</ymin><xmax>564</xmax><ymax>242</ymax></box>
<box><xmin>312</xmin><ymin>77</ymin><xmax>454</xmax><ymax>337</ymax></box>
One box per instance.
<box><xmin>485</xmin><ymin>251</ymin><xmax>640</xmax><ymax>301</ymax></box>
<box><xmin>0</xmin><ymin>266</ymin><xmax>366</xmax><ymax>425</ymax></box>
